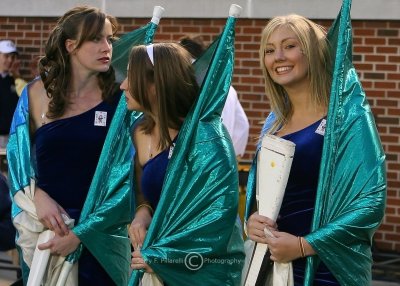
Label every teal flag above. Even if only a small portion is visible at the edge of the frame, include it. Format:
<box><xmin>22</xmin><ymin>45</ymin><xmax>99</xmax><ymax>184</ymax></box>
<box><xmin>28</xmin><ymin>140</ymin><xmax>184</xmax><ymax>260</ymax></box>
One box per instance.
<box><xmin>129</xmin><ymin>9</ymin><xmax>245</xmax><ymax>286</ymax></box>
<box><xmin>7</xmin><ymin>13</ymin><xmax>160</xmax><ymax>286</ymax></box>
<box><xmin>304</xmin><ymin>0</ymin><xmax>386</xmax><ymax>284</ymax></box>
<box><xmin>245</xmin><ymin>0</ymin><xmax>386</xmax><ymax>285</ymax></box>
<box><xmin>112</xmin><ymin>21</ymin><xmax>159</xmax><ymax>80</ymax></box>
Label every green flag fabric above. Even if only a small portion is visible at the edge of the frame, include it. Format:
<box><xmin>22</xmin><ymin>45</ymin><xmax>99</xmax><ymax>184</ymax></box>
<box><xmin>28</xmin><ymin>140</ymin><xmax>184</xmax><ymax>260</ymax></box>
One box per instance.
<box><xmin>112</xmin><ymin>18</ymin><xmax>160</xmax><ymax>81</ymax></box>
<box><xmin>244</xmin><ymin>0</ymin><xmax>386</xmax><ymax>285</ymax></box>
<box><xmin>129</xmin><ymin>6</ymin><xmax>245</xmax><ymax>286</ymax></box>
<box><xmin>304</xmin><ymin>0</ymin><xmax>386</xmax><ymax>284</ymax></box>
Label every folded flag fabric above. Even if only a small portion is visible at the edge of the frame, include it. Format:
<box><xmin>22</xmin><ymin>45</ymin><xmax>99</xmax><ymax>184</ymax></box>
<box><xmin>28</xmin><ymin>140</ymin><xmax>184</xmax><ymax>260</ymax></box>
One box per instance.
<box><xmin>129</xmin><ymin>6</ymin><xmax>245</xmax><ymax>286</ymax></box>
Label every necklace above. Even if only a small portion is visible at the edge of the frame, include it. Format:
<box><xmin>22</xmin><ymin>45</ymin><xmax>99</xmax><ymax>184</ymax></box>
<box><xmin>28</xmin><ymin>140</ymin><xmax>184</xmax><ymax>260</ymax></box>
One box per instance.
<box><xmin>148</xmin><ymin>132</ymin><xmax>177</xmax><ymax>160</ymax></box>
<box><xmin>41</xmin><ymin>112</ymin><xmax>46</xmax><ymax>125</ymax></box>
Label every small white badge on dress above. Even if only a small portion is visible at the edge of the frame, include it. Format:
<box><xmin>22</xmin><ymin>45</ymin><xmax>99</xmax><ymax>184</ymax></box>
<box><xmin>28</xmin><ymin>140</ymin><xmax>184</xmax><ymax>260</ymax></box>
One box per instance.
<box><xmin>315</xmin><ymin>119</ymin><xmax>326</xmax><ymax>136</ymax></box>
<box><xmin>94</xmin><ymin>111</ymin><xmax>107</xmax><ymax>127</ymax></box>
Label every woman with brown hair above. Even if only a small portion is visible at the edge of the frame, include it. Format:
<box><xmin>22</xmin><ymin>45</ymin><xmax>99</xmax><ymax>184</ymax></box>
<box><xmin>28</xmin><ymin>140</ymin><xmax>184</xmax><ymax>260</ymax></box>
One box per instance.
<box><xmin>121</xmin><ymin>42</ymin><xmax>244</xmax><ymax>285</ymax></box>
<box><xmin>8</xmin><ymin>6</ymin><xmax>128</xmax><ymax>285</ymax></box>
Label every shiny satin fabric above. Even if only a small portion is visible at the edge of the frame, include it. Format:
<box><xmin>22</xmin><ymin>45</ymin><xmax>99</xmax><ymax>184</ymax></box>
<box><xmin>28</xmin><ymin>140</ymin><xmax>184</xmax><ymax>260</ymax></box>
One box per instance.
<box><xmin>245</xmin><ymin>0</ymin><xmax>386</xmax><ymax>285</ymax></box>
<box><xmin>112</xmin><ymin>21</ymin><xmax>159</xmax><ymax>81</ymax></box>
<box><xmin>304</xmin><ymin>0</ymin><xmax>386</xmax><ymax>285</ymax></box>
<box><xmin>7</xmin><ymin>88</ymin><xmax>31</xmax><ymax>219</ymax></box>
<box><xmin>129</xmin><ymin>15</ymin><xmax>245</xmax><ymax>286</ymax></box>
<box><xmin>7</xmin><ymin>87</ymin><xmax>37</xmax><ymax>282</ymax></box>
<box><xmin>7</xmin><ymin>21</ymin><xmax>159</xmax><ymax>286</ymax></box>
<box><xmin>68</xmin><ymin>97</ymin><xmax>136</xmax><ymax>285</ymax></box>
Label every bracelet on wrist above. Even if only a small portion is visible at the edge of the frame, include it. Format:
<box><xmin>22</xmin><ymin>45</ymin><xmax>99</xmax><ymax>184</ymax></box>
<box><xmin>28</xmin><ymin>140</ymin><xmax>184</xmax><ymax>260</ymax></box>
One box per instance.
<box><xmin>136</xmin><ymin>203</ymin><xmax>154</xmax><ymax>215</ymax></box>
<box><xmin>298</xmin><ymin>236</ymin><xmax>306</xmax><ymax>258</ymax></box>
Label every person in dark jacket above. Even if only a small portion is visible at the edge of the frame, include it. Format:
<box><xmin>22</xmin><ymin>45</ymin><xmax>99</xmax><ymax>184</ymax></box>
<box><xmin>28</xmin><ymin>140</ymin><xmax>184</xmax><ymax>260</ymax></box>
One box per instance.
<box><xmin>0</xmin><ymin>40</ymin><xmax>20</xmax><ymax>148</ymax></box>
<box><xmin>0</xmin><ymin>172</ymin><xmax>16</xmax><ymax>251</ymax></box>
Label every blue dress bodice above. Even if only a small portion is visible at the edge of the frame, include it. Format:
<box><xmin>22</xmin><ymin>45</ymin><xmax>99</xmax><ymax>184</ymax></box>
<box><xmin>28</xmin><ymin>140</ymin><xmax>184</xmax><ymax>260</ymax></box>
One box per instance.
<box><xmin>279</xmin><ymin>118</ymin><xmax>339</xmax><ymax>286</ymax></box>
<box><xmin>33</xmin><ymin>92</ymin><xmax>120</xmax><ymax>285</ymax></box>
<box><xmin>34</xmin><ymin>96</ymin><xmax>119</xmax><ymax>213</ymax></box>
<box><xmin>141</xmin><ymin>138</ymin><xmax>176</xmax><ymax>209</ymax></box>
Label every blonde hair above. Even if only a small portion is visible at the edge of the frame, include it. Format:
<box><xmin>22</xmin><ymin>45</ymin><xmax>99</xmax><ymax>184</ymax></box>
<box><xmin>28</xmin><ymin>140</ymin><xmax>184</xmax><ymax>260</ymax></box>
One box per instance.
<box><xmin>259</xmin><ymin>14</ymin><xmax>332</xmax><ymax>133</ymax></box>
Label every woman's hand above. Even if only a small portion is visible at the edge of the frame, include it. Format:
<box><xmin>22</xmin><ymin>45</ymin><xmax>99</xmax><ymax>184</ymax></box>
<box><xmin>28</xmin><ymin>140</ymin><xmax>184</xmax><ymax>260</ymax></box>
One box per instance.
<box><xmin>264</xmin><ymin>230</ymin><xmax>302</xmax><ymax>263</ymax></box>
<box><xmin>246</xmin><ymin>212</ymin><xmax>278</xmax><ymax>244</ymax></box>
<box><xmin>34</xmin><ymin>187</ymin><xmax>69</xmax><ymax>236</ymax></box>
<box><xmin>131</xmin><ymin>248</ymin><xmax>154</xmax><ymax>273</ymax></box>
<box><xmin>129</xmin><ymin>206</ymin><xmax>152</xmax><ymax>249</ymax></box>
<box><xmin>38</xmin><ymin>231</ymin><xmax>80</xmax><ymax>257</ymax></box>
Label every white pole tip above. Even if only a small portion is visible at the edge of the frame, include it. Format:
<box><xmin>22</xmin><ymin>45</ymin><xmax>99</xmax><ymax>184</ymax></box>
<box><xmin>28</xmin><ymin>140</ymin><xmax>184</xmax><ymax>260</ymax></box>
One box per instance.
<box><xmin>153</xmin><ymin>6</ymin><xmax>165</xmax><ymax>18</ymax></box>
<box><xmin>151</xmin><ymin>6</ymin><xmax>165</xmax><ymax>24</ymax></box>
<box><xmin>229</xmin><ymin>4</ymin><xmax>242</xmax><ymax>17</ymax></box>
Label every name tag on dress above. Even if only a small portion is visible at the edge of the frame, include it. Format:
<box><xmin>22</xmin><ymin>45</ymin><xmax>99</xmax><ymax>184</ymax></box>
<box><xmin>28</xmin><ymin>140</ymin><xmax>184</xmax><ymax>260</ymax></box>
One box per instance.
<box><xmin>94</xmin><ymin>111</ymin><xmax>107</xmax><ymax>127</ymax></box>
<box><xmin>315</xmin><ymin>119</ymin><xmax>326</xmax><ymax>136</ymax></box>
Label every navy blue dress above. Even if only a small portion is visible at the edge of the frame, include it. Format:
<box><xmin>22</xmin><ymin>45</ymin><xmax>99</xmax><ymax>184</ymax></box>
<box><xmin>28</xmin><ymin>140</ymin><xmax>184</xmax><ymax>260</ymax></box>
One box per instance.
<box><xmin>140</xmin><ymin>138</ymin><xmax>176</xmax><ymax>209</ymax></box>
<box><xmin>278</xmin><ymin>118</ymin><xmax>339</xmax><ymax>286</ymax></box>
<box><xmin>34</xmin><ymin>92</ymin><xmax>120</xmax><ymax>285</ymax></box>
<box><xmin>136</xmin><ymin>132</ymin><xmax>175</xmax><ymax>286</ymax></box>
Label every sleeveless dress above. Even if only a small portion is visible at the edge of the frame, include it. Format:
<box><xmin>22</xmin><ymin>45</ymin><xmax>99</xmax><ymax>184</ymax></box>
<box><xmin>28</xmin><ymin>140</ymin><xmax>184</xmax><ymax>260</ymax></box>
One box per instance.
<box><xmin>140</xmin><ymin>138</ymin><xmax>177</xmax><ymax>209</ymax></box>
<box><xmin>136</xmin><ymin>132</ymin><xmax>176</xmax><ymax>286</ymax></box>
<box><xmin>34</xmin><ymin>91</ymin><xmax>120</xmax><ymax>285</ymax></box>
<box><xmin>278</xmin><ymin>118</ymin><xmax>339</xmax><ymax>286</ymax></box>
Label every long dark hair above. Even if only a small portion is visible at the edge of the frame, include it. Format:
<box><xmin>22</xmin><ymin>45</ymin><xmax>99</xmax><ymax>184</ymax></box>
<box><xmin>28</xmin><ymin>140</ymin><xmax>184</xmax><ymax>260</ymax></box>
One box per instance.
<box><xmin>39</xmin><ymin>5</ymin><xmax>118</xmax><ymax>118</ymax></box>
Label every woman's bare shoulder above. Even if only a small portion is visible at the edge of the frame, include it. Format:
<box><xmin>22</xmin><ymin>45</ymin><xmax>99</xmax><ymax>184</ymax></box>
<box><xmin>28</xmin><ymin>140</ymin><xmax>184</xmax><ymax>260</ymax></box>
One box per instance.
<box><xmin>133</xmin><ymin>124</ymin><xmax>147</xmax><ymax>145</ymax></box>
<box><xmin>28</xmin><ymin>79</ymin><xmax>45</xmax><ymax>98</ymax></box>
<box><xmin>28</xmin><ymin>79</ymin><xmax>49</xmax><ymax>132</ymax></box>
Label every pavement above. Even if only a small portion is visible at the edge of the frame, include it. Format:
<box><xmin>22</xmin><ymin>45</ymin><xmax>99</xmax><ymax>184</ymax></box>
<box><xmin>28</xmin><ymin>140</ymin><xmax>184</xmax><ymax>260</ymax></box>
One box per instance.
<box><xmin>0</xmin><ymin>251</ymin><xmax>20</xmax><ymax>286</ymax></box>
<box><xmin>373</xmin><ymin>282</ymin><xmax>400</xmax><ymax>286</ymax></box>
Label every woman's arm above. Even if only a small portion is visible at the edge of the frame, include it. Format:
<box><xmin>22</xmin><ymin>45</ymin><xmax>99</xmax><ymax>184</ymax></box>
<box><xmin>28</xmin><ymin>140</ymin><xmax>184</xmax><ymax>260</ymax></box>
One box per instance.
<box><xmin>33</xmin><ymin>187</ymin><xmax>69</xmax><ymax>236</ymax></box>
<box><xmin>129</xmin><ymin>133</ymin><xmax>153</xmax><ymax>249</ymax></box>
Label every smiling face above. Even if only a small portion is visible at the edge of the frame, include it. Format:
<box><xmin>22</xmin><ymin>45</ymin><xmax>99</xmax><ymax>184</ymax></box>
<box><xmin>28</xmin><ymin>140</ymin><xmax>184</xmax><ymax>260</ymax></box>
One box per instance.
<box><xmin>66</xmin><ymin>18</ymin><xmax>114</xmax><ymax>75</ymax></box>
<box><xmin>263</xmin><ymin>26</ymin><xmax>309</xmax><ymax>91</ymax></box>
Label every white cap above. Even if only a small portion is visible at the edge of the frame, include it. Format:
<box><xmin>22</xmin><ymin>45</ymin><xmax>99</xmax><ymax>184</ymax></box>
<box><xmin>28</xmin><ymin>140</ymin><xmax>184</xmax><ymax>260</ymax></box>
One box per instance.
<box><xmin>229</xmin><ymin>4</ymin><xmax>242</xmax><ymax>18</ymax></box>
<box><xmin>151</xmin><ymin>6</ymin><xmax>165</xmax><ymax>25</ymax></box>
<box><xmin>0</xmin><ymin>40</ymin><xmax>18</xmax><ymax>54</ymax></box>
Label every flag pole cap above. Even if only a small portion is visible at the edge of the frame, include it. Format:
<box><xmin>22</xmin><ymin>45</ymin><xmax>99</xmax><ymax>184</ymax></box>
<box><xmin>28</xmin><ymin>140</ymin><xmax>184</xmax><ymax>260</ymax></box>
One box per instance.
<box><xmin>151</xmin><ymin>6</ymin><xmax>165</xmax><ymax>25</ymax></box>
<box><xmin>229</xmin><ymin>4</ymin><xmax>242</xmax><ymax>18</ymax></box>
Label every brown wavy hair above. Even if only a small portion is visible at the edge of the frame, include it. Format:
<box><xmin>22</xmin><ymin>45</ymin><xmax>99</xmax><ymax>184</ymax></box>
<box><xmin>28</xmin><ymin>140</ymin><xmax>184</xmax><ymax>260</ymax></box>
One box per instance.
<box><xmin>127</xmin><ymin>43</ymin><xmax>199</xmax><ymax>150</ymax></box>
<box><xmin>39</xmin><ymin>5</ymin><xmax>118</xmax><ymax>118</ymax></box>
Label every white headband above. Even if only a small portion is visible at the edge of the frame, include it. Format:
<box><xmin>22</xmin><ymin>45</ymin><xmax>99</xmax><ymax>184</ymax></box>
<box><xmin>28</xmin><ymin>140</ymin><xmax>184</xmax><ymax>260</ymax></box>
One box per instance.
<box><xmin>146</xmin><ymin>44</ymin><xmax>154</xmax><ymax>65</ymax></box>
